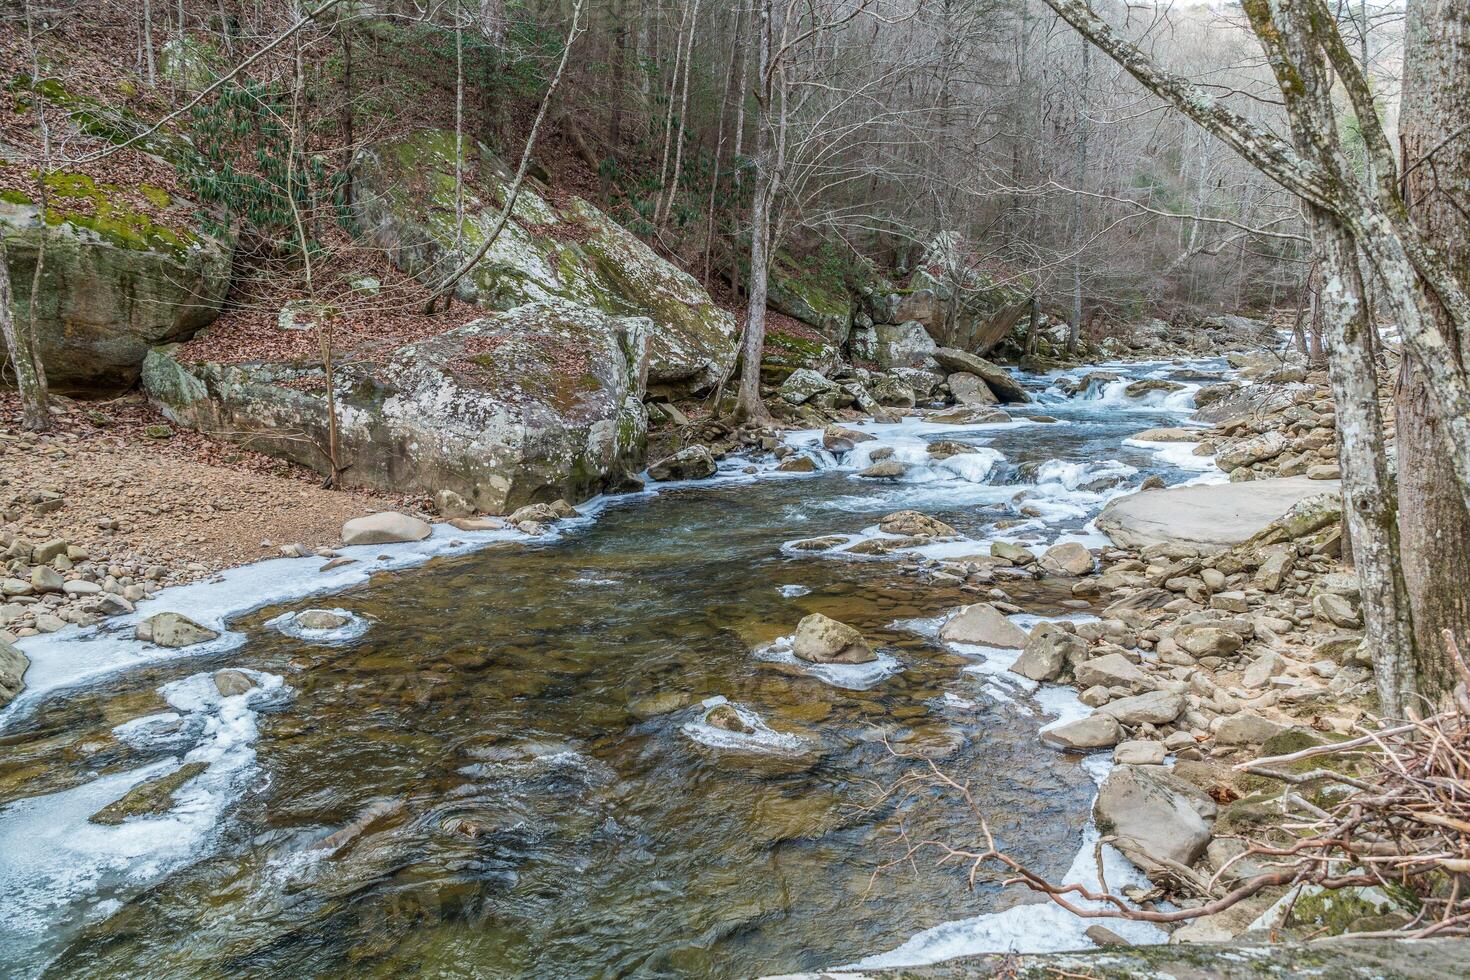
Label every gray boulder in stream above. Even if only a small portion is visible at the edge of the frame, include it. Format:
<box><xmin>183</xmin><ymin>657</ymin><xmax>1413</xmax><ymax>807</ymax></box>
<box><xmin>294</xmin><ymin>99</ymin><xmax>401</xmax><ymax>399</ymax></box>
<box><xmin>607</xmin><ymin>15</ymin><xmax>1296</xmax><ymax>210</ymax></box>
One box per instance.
<box><xmin>792</xmin><ymin>613</ymin><xmax>876</xmax><ymax>664</ymax></box>
<box><xmin>1094</xmin><ymin>764</ymin><xmax>1214</xmax><ymax>870</ymax></box>
<box><xmin>930</xmin><ymin>348</ymin><xmax>1030</xmax><ymax>403</ymax></box>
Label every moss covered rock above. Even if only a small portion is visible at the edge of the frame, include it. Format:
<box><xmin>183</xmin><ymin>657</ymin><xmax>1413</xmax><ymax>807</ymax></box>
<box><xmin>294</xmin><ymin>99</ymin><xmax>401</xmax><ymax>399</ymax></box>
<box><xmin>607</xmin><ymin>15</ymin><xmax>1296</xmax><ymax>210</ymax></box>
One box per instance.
<box><xmin>351</xmin><ymin>130</ymin><xmax>736</xmax><ymax>396</ymax></box>
<box><xmin>767</xmin><ymin>252</ymin><xmax>855</xmax><ymax>346</ymax></box>
<box><xmin>145</xmin><ymin>300</ymin><xmax>650</xmax><ymax>513</ymax></box>
<box><xmin>1</xmin><ymin>179</ymin><xmax>233</xmax><ymax>392</ymax></box>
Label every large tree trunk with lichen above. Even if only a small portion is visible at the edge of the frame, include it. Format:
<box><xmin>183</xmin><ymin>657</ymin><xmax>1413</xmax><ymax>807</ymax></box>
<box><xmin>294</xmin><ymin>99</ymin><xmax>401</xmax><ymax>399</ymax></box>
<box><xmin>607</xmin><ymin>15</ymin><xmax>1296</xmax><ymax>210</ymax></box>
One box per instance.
<box><xmin>1396</xmin><ymin>0</ymin><xmax>1470</xmax><ymax>706</ymax></box>
<box><xmin>1314</xmin><ymin>212</ymin><xmax>1420</xmax><ymax>711</ymax></box>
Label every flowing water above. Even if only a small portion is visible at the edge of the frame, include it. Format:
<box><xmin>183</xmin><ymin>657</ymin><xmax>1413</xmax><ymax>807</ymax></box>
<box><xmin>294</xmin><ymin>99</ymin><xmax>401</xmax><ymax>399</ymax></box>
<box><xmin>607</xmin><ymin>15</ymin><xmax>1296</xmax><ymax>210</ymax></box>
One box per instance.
<box><xmin>0</xmin><ymin>358</ymin><xmax>1228</xmax><ymax>978</ymax></box>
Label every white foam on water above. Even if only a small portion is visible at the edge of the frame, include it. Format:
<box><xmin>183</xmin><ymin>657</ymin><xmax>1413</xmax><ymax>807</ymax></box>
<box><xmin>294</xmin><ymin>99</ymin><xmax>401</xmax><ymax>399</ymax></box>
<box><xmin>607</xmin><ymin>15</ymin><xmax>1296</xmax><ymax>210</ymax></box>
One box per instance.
<box><xmin>0</xmin><ymin>668</ymin><xmax>286</xmax><ymax>968</ymax></box>
<box><xmin>753</xmin><ymin>636</ymin><xmax>903</xmax><ymax>690</ymax></box>
<box><xmin>680</xmin><ymin>697</ymin><xmax>809</xmax><ymax>755</ymax></box>
<box><xmin>777</xmin><ymin>585</ymin><xmax>812</xmax><ymax>598</ymax></box>
<box><xmin>265</xmin><ymin>608</ymin><xmax>372</xmax><ymax>645</ymax></box>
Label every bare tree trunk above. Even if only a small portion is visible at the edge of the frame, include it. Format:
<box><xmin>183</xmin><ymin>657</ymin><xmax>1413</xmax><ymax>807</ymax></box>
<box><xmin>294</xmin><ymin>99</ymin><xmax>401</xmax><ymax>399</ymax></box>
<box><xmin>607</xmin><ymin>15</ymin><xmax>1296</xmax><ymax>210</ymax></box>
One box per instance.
<box><xmin>1066</xmin><ymin>25</ymin><xmax>1090</xmax><ymax>355</ymax></box>
<box><xmin>734</xmin><ymin>0</ymin><xmax>774</xmax><ymax>422</ymax></box>
<box><xmin>286</xmin><ymin>1</ymin><xmax>340</xmax><ymax>486</ymax></box>
<box><xmin>655</xmin><ymin>0</ymin><xmax>690</xmax><ymax>206</ymax></box>
<box><xmin>0</xmin><ymin>239</ymin><xmax>48</xmax><ymax>431</ymax></box>
<box><xmin>658</xmin><ymin>0</ymin><xmax>701</xmax><ymax>228</ymax></box>
<box><xmin>16</xmin><ymin>0</ymin><xmax>52</xmax><ymax>430</ymax></box>
<box><xmin>453</xmin><ymin>3</ymin><xmax>465</xmax><ymax>252</ymax></box>
<box><xmin>143</xmin><ymin>0</ymin><xmax>157</xmax><ymax>86</ymax></box>
<box><xmin>1315</xmin><ymin>211</ymin><xmax>1420</xmax><ymax>714</ymax></box>
<box><xmin>606</xmin><ymin>0</ymin><xmax>626</xmax><ymax>199</ymax></box>
<box><xmin>1396</xmin><ymin>0</ymin><xmax>1470</xmax><ymax>706</ymax></box>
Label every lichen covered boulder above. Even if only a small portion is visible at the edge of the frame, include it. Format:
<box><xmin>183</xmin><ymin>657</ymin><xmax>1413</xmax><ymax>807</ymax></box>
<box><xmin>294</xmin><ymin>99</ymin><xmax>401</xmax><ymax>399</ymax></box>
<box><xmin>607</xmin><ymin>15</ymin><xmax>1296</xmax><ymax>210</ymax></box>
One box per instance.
<box><xmin>145</xmin><ymin>300</ymin><xmax>651</xmax><ymax>514</ymax></box>
<box><xmin>0</xmin><ymin>637</ymin><xmax>28</xmax><ymax>709</ymax></box>
<box><xmin>1</xmin><ymin>178</ymin><xmax>234</xmax><ymax>392</ymax></box>
<box><xmin>351</xmin><ymin>130</ymin><xmax>736</xmax><ymax>396</ymax></box>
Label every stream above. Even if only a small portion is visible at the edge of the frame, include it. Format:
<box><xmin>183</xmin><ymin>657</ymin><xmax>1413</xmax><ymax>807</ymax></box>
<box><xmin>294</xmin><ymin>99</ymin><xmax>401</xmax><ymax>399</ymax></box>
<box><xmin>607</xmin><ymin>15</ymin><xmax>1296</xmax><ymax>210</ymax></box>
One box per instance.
<box><xmin>0</xmin><ymin>357</ymin><xmax>1228</xmax><ymax>978</ymax></box>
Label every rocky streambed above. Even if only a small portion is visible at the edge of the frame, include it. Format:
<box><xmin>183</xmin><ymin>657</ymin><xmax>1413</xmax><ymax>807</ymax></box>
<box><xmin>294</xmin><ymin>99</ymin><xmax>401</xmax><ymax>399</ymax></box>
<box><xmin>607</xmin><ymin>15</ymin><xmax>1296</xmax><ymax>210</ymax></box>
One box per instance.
<box><xmin>0</xmin><ymin>354</ymin><xmax>1360</xmax><ymax>977</ymax></box>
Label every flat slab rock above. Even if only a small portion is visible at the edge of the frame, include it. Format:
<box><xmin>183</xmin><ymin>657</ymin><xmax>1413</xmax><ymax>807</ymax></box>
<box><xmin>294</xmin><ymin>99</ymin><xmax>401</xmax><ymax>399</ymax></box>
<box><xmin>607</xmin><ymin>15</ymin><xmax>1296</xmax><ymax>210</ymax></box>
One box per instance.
<box><xmin>1096</xmin><ymin>477</ymin><xmax>1341</xmax><ymax>553</ymax></box>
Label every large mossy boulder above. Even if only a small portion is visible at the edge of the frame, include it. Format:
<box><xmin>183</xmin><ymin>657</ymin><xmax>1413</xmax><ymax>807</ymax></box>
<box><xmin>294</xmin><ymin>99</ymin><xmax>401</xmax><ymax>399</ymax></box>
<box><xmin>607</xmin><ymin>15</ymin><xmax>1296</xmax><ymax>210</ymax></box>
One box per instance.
<box><xmin>1</xmin><ymin>178</ymin><xmax>233</xmax><ymax>392</ymax></box>
<box><xmin>145</xmin><ymin>300</ymin><xmax>650</xmax><ymax>514</ymax></box>
<box><xmin>767</xmin><ymin>253</ymin><xmax>855</xmax><ymax>347</ymax></box>
<box><xmin>351</xmin><ymin>130</ymin><xmax>736</xmax><ymax>396</ymax></box>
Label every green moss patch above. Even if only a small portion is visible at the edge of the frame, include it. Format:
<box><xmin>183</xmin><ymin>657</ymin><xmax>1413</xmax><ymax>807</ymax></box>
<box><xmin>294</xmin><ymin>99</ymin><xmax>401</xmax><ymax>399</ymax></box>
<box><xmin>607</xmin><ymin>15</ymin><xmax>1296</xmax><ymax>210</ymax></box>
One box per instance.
<box><xmin>32</xmin><ymin>171</ymin><xmax>195</xmax><ymax>256</ymax></box>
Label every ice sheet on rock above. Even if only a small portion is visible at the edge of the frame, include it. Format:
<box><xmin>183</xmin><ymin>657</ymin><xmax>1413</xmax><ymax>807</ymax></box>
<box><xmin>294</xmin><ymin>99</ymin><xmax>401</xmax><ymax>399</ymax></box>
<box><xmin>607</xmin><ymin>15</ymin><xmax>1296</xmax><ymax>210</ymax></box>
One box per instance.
<box><xmin>265</xmin><ymin>608</ymin><xmax>372</xmax><ymax>644</ymax></box>
<box><xmin>0</xmin><ymin>518</ymin><xmax>539</xmax><ymax>725</ymax></box>
<box><xmin>1121</xmin><ymin>437</ymin><xmax>1219</xmax><ymax>473</ymax></box>
<box><xmin>753</xmin><ymin>636</ymin><xmax>903</xmax><ymax>690</ymax></box>
<box><xmin>681</xmin><ymin>697</ymin><xmax>809</xmax><ymax>755</ymax></box>
<box><xmin>844</xmin><ymin>817</ymin><xmax>1163</xmax><ymax>967</ymax></box>
<box><xmin>0</xmin><ymin>668</ymin><xmax>287</xmax><ymax>968</ymax></box>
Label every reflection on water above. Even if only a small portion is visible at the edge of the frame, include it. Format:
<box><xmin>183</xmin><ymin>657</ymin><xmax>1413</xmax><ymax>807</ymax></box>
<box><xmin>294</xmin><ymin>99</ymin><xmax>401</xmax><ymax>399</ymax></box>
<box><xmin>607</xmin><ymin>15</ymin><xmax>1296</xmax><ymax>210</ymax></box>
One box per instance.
<box><xmin>0</xmin><ymin>360</ymin><xmax>1222</xmax><ymax>978</ymax></box>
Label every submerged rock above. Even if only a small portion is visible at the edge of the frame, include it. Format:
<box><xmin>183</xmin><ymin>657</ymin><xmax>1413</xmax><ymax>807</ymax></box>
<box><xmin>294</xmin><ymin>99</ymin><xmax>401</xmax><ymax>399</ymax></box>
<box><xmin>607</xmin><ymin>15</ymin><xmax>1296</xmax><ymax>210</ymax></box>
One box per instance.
<box><xmin>89</xmin><ymin>761</ymin><xmax>210</xmax><ymax>825</ymax></box>
<box><xmin>926</xmin><ymin>440</ymin><xmax>978</xmax><ymax>459</ymax></box>
<box><xmin>1124</xmin><ymin>379</ymin><xmax>1185</xmax><ymax>398</ymax></box>
<box><xmin>705</xmin><ymin>703</ymin><xmax>755</xmax><ymax>733</ymax></box>
<box><xmin>342</xmin><ymin>512</ymin><xmax>432</xmax><ymax>546</ymax></box>
<box><xmin>136</xmin><ymin>612</ymin><xmax>219</xmax><ymax>648</ymax></box>
<box><xmin>927</xmin><ymin>405</ymin><xmax>1011</xmax><ymax>425</ymax></box>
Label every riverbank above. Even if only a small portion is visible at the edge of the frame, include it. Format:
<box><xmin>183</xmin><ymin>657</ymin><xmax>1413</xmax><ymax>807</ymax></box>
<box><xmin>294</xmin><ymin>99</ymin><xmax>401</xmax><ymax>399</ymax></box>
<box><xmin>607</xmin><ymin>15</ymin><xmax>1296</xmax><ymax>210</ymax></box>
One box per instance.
<box><xmin>0</xmin><ymin>346</ymin><xmax>1396</xmax><ymax>975</ymax></box>
<box><xmin>1</xmin><ymin>391</ymin><xmax>423</xmax><ymax>643</ymax></box>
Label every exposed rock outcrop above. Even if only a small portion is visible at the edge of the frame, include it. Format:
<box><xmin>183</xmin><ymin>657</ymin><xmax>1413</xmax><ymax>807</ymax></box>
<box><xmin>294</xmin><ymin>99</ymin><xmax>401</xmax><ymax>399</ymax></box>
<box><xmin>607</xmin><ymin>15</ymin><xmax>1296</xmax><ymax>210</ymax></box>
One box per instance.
<box><xmin>146</xmin><ymin>300</ymin><xmax>651</xmax><ymax>513</ymax></box>
<box><xmin>1096</xmin><ymin>477</ymin><xmax>1341</xmax><ymax>553</ymax></box>
<box><xmin>1</xmin><ymin>183</ymin><xmax>233</xmax><ymax>392</ymax></box>
<box><xmin>351</xmin><ymin>129</ymin><xmax>737</xmax><ymax>396</ymax></box>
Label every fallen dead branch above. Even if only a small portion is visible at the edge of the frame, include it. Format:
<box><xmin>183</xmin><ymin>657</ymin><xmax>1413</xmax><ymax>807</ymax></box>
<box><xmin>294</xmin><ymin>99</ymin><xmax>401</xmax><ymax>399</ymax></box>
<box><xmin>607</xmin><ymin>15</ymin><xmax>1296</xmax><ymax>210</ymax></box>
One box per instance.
<box><xmin>866</xmin><ymin>630</ymin><xmax>1470</xmax><ymax>939</ymax></box>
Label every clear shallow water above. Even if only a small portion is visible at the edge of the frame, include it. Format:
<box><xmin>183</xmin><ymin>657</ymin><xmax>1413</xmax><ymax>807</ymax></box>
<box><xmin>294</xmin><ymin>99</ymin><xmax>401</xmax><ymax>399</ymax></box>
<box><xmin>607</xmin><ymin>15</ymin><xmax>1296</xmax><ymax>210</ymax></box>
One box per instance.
<box><xmin>0</xmin><ymin>358</ymin><xmax>1225</xmax><ymax>978</ymax></box>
